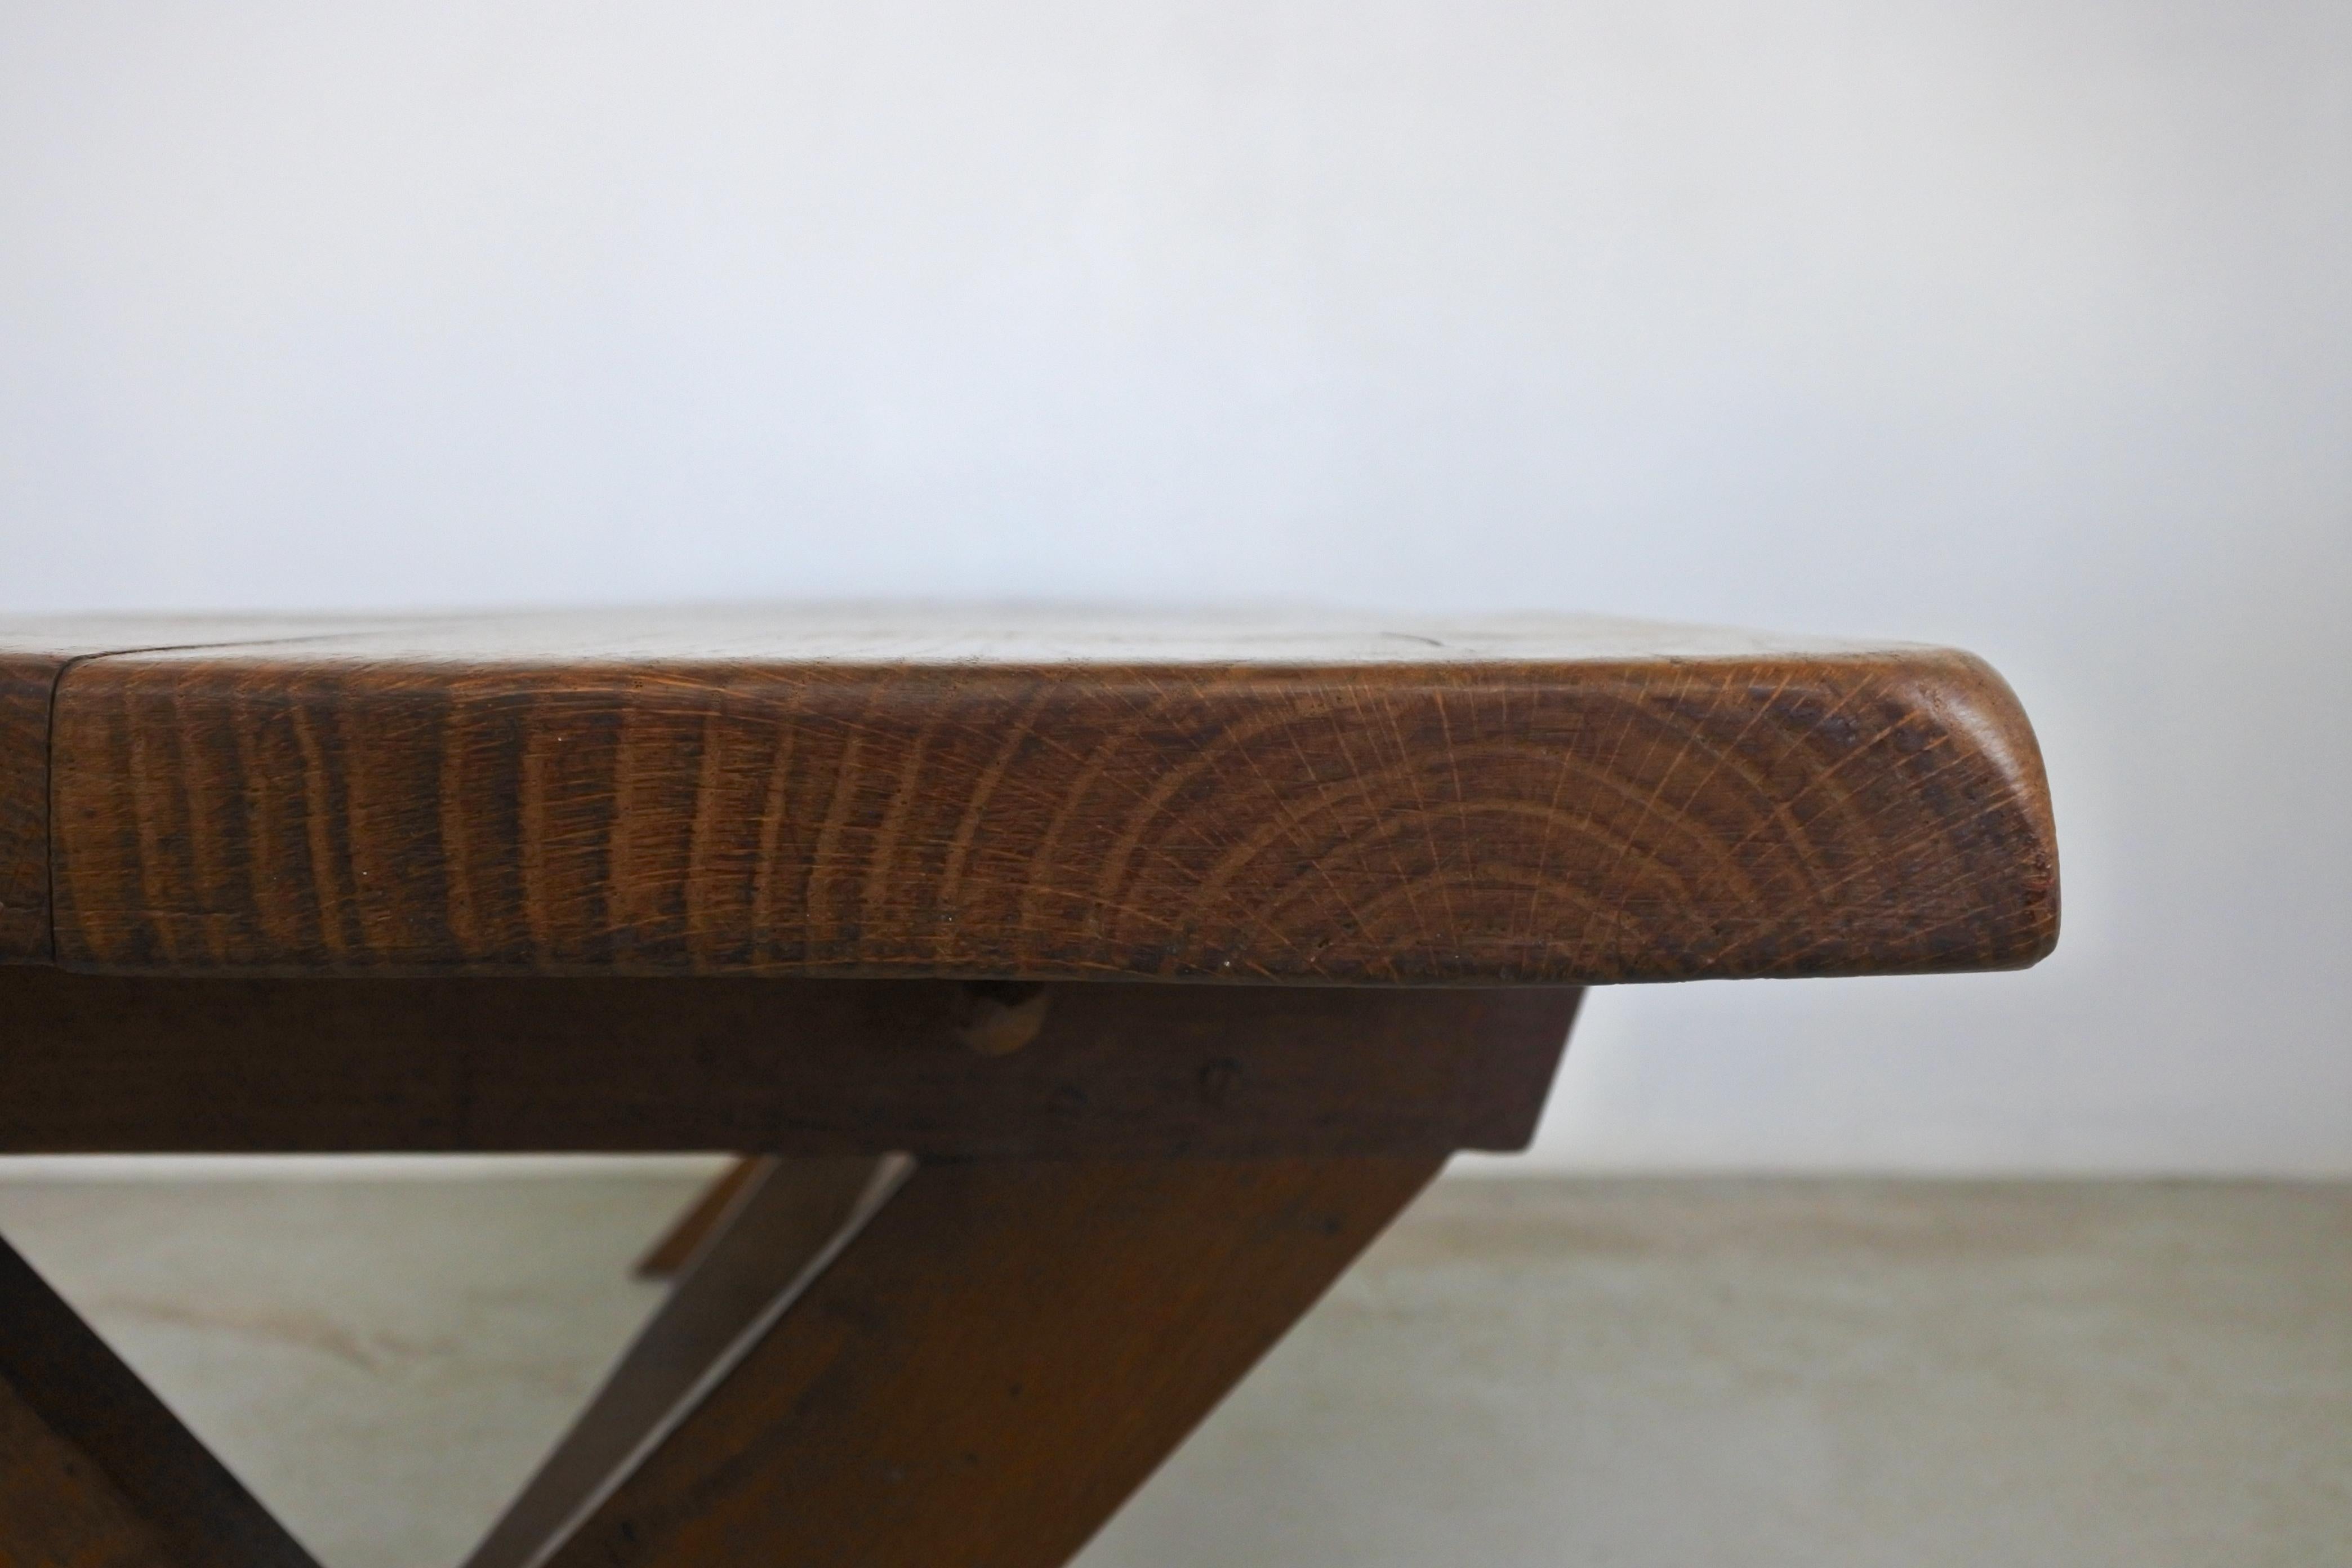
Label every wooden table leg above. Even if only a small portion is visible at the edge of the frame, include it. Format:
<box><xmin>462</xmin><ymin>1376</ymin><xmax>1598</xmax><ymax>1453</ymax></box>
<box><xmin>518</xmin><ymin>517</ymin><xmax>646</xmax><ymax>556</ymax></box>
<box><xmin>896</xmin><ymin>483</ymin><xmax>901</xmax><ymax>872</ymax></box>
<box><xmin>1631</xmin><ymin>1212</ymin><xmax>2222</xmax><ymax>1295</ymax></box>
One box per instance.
<box><xmin>511</xmin><ymin>1154</ymin><xmax>1442</xmax><ymax>1568</ymax></box>
<box><xmin>466</xmin><ymin>1156</ymin><xmax>902</xmax><ymax>1568</ymax></box>
<box><xmin>3</xmin><ymin>979</ymin><xmax>1574</xmax><ymax>1566</ymax></box>
<box><xmin>0</xmin><ymin>1232</ymin><xmax>319</xmax><ymax>1568</ymax></box>
<box><xmin>630</xmin><ymin>1157</ymin><xmax>773</xmax><ymax>1280</ymax></box>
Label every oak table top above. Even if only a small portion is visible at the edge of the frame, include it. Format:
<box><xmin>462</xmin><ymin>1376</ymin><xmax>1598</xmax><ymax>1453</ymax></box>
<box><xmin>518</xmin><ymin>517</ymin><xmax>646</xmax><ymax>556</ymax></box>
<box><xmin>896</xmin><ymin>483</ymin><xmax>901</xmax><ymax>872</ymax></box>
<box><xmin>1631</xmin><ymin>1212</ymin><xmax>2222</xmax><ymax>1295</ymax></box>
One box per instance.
<box><xmin>0</xmin><ymin>606</ymin><xmax>2056</xmax><ymax>983</ymax></box>
<box><xmin>0</xmin><ymin>604</ymin><xmax>2059</xmax><ymax>1568</ymax></box>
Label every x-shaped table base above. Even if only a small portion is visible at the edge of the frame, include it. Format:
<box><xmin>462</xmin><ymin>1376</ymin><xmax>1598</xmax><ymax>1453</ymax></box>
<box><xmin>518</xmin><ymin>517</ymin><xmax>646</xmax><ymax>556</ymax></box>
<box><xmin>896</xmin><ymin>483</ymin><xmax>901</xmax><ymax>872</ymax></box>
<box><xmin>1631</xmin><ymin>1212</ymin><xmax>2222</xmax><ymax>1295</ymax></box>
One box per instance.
<box><xmin>0</xmin><ymin>973</ymin><xmax>1578</xmax><ymax>1567</ymax></box>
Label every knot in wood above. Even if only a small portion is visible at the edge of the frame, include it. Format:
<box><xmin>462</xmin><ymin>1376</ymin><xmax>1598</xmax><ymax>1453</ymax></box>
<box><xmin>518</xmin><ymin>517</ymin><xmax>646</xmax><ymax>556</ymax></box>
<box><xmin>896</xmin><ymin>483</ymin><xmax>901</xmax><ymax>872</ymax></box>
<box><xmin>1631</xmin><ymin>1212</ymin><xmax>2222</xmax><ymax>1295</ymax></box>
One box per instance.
<box><xmin>956</xmin><ymin>982</ymin><xmax>1051</xmax><ymax>1057</ymax></box>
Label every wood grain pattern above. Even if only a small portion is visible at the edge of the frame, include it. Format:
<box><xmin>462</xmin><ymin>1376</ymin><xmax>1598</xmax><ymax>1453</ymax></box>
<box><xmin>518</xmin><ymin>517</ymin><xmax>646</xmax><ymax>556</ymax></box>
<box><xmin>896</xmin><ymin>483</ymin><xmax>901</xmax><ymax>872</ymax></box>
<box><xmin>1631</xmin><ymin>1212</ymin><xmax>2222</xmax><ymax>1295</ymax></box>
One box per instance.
<box><xmin>2</xmin><ymin>618</ymin><xmax>413</xmax><ymax>965</ymax></box>
<box><xmin>532</xmin><ymin>1154</ymin><xmax>1443</xmax><ymax>1568</ymax></box>
<box><xmin>0</xmin><ymin>970</ymin><xmax>1578</xmax><ymax>1156</ymax></box>
<box><xmin>1</xmin><ymin>651</ymin><xmax>61</xmax><ymax>962</ymax></box>
<box><xmin>17</xmin><ymin>608</ymin><xmax>2059</xmax><ymax>985</ymax></box>
<box><xmin>0</xmin><ymin>1231</ymin><xmax>319</xmax><ymax>1568</ymax></box>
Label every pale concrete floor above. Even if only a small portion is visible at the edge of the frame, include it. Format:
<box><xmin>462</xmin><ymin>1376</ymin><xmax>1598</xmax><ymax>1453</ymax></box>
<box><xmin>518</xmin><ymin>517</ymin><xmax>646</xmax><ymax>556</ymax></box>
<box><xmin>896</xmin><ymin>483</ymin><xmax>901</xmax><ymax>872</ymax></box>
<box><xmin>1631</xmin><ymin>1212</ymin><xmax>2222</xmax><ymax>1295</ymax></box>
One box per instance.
<box><xmin>0</xmin><ymin>1170</ymin><xmax>2344</xmax><ymax>1567</ymax></box>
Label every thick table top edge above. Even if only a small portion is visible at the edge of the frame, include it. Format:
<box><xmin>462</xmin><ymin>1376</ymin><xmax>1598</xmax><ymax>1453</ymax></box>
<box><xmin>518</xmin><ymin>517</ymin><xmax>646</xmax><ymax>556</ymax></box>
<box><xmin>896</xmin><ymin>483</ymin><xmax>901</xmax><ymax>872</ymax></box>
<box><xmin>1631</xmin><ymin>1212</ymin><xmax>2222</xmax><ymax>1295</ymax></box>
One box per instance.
<box><xmin>4</xmin><ymin>611</ymin><xmax>2059</xmax><ymax>985</ymax></box>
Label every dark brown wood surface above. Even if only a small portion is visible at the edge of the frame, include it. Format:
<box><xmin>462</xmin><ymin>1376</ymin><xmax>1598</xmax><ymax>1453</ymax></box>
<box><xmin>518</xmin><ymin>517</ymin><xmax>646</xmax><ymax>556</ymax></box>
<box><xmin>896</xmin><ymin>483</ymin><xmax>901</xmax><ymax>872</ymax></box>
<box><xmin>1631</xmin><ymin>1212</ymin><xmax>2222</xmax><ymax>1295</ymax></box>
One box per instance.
<box><xmin>3</xmin><ymin>626</ymin><xmax>217</xmax><ymax>963</ymax></box>
<box><xmin>0</xmin><ymin>1377</ymin><xmax>181</xmax><ymax>1568</ymax></box>
<box><xmin>0</xmin><ymin>608</ymin><xmax>2056</xmax><ymax>984</ymax></box>
<box><xmin>0</xmin><ymin>651</ymin><xmax>59</xmax><ymax>963</ymax></box>
<box><xmin>0</xmin><ymin>1232</ymin><xmax>321</xmax><ymax>1568</ymax></box>
<box><xmin>532</xmin><ymin>1154</ymin><xmax>1442</xmax><ymax>1568</ymax></box>
<box><xmin>0</xmin><ymin>1382</ymin><xmax>181</xmax><ymax>1568</ymax></box>
<box><xmin>2</xmin><ymin>618</ymin><xmax>408</xmax><ymax>965</ymax></box>
<box><xmin>0</xmin><ymin>970</ymin><xmax>1576</xmax><ymax>1157</ymax></box>
<box><xmin>467</xmin><ymin>1157</ymin><xmax>899</xmax><ymax>1568</ymax></box>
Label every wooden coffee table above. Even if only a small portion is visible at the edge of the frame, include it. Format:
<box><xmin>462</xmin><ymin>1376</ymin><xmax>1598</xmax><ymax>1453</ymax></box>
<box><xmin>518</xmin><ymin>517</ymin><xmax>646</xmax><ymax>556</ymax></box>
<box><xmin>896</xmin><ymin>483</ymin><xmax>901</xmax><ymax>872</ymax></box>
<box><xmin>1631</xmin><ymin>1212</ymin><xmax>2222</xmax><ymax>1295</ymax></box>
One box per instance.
<box><xmin>0</xmin><ymin>609</ymin><xmax>2057</xmax><ymax>1567</ymax></box>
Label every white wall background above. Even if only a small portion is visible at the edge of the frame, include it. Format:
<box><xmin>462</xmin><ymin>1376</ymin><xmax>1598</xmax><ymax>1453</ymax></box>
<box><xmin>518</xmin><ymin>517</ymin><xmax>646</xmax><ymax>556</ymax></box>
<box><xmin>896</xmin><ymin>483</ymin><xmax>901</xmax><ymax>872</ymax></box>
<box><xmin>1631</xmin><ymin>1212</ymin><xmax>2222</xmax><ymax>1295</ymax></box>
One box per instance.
<box><xmin>3</xmin><ymin>0</ymin><xmax>2346</xmax><ymax>1173</ymax></box>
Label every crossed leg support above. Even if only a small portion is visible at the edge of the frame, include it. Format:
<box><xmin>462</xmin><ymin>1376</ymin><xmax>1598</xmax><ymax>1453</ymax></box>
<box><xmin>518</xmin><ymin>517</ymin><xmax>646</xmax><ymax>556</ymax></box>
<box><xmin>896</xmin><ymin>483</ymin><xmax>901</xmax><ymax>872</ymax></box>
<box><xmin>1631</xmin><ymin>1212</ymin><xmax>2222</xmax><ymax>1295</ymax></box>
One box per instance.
<box><xmin>0</xmin><ymin>1231</ymin><xmax>318</xmax><ymax>1568</ymax></box>
<box><xmin>0</xmin><ymin>976</ymin><xmax>1578</xmax><ymax>1568</ymax></box>
<box><xmin>479</xmin><ymin>1154</ymin><xmax>1441</xmax><ymax>1567</ymax></box>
